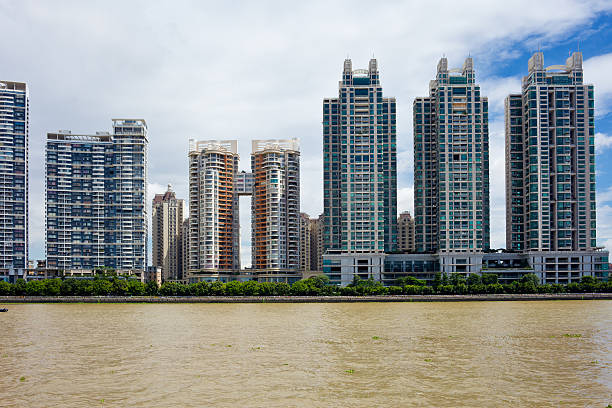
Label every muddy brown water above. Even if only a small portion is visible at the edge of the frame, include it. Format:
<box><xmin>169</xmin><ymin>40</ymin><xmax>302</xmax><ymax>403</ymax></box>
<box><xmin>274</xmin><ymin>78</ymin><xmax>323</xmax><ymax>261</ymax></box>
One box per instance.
<box><xmin>1</xmin><ymin>301</ymin><xmax>610</xmax><ymax>407</ymax></box>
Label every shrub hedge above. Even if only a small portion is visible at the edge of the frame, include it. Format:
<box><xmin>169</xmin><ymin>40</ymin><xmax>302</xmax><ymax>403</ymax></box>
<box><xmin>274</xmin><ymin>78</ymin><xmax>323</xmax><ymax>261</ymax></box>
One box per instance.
<box><xmin>0</xmin><ymin>274</ymin><xmax>610</xmax><ymax>297</ymax></box>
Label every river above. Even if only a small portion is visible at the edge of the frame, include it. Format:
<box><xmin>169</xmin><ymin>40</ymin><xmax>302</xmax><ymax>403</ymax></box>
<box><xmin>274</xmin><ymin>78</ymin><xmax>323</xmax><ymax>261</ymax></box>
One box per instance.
<box><xmin>1</xmin><ymin>301</ymin><xmax>610</xmax><ymax>407</ymax></box>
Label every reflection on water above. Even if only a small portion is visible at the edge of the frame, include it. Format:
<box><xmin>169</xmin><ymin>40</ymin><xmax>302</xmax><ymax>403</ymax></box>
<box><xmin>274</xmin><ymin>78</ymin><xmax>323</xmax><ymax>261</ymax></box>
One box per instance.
<box><xmin>0</xmin><ymin>301</ymin><xmax>610</xmax><ymax>407</ymax></box>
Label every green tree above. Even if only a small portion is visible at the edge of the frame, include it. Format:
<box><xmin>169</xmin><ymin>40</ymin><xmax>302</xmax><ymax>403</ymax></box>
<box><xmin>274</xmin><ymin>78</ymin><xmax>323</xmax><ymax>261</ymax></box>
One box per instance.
<box><xmin>449</xmin><ymin>274</ymin><xmax>466</xmax><ymax>286</ymax></box>
<box><xmin>145</xmin><ymin>280</ymin><xmax>159</xmax><ymax>296</ymax></box>
<box><xmin>290</xmin><ymin>280</ymin><xmax>308</xmax><ymax>295</ymax></box>
<box><xmin>43</xmin><ymin>279</ymin><xmax>62</xmax><ymax>296</ymax></box>
<box><xmin>403</xmin><ymin>285</ymin><xmax>422</xmax><ymax>295</ymax></box>
<box><xmin>395</xmin><ymin>276</ymin><xmax>425</xmax><ymax>286</ymax></box>
<box><xmin>14</xmin><ymin>279</ymin><xmax>27</xmax><ymax>295</ymax></box>
<box><xmin>520</xmin><ymin>273</ymin><xmax>540</xmax><ymax>287</ymax></box>
<box><xmin>466</xmin><ymin>274</ymin><xmax>482</xmax><ymax>286</ymax></box>
<box><xmin>486</xmin><ymin>283</ymin><xmax>504</xmax><ymax>294</ymax></box>
<box><xmin>0</xmin><ymin>280</ymin><xmax>13</xmax><ymax>295</ymax></box>
<box><xmin>225</xmin><ymin>281</ymin><xmax>242</xmax><ymax>296</ymax></box>
<box><xmin>242</xmin><ymin>280</ymin><xmax>260</xmax><ymax>296</ymax></box>
<box><xmin>112</xmin><ymin>279</ymin><xmax>129</xmax><ymax>296</ymax></box>
<box><xmin>273</xmin><ymin>282</ymin><xmax>291</xmax><ymax>296</ymax></box>
<box><xmin>481</xmin><ymin>273</ymin><xmax>499</xmax><ymax>285</ymax></box>
<box><xmin>127</xmin><ymin>280</ymin><xmax>145</xmax><ymax>296</ymax></box>
<box><xmin>25</xmin><ymin>280</ymin><xmax>46</xmax><ymax>296</ymax></box>
<box><xmin>209</xmin><ymin>281</ymin><xmax>225</xmax><ymax>296</ymax></box>
<box><xmin>92</xmin><ymin>279</ymin><xmax>113</xmax><ymax>296</ymax></box>
<box><xmin>432</xmin><ymin>273</ymin><xmax>442</xmax><ymax>288</ymax></box>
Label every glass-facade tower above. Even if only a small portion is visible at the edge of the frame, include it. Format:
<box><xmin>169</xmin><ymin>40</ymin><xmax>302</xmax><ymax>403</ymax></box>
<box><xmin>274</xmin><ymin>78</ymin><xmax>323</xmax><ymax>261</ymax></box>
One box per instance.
<box><xmin>505</xmin><ymin>52</ymin><xmax>596</xmax><ymax>251</ymax></box>
<box><xmin>46</xmin><ymin>119</ymin><xmax>148</xmax><ymax>272</ymax></box>
<box><xmin>323</xmin><ymin>58</ymin><xmax>397</xmax><ymax>254</ymax></box>
<box><xmin>0</xmin><ymin>81</ymin><xmax>28</xmax><ymax>274</ymax></box>
<box><xmin>414</xmin><ymin>57</ymin><xmax>490</xmax><ymax>253</ymax></box>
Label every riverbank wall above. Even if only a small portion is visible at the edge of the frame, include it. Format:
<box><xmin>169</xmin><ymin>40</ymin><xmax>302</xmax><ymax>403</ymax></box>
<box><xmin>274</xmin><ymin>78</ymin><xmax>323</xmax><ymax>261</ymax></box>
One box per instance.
<box><xmin>1</xmin><ymin>293</ymin><xmax>612</xmax><ymax>303</ymax></box>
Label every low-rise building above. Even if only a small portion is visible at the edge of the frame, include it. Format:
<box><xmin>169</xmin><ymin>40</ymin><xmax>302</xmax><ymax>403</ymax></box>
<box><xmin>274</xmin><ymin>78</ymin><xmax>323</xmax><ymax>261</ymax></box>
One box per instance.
<box><xmin>324</xmin><ymin>250</ymin><xmax>609</xmax><ymax>286</ymax></box>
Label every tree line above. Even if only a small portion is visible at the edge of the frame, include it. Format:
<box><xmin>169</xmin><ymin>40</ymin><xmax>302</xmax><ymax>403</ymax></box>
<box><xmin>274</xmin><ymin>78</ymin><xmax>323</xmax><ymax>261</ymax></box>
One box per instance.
<box><xmin>0</xmin><ymin>273</ymin><xmax>610</xmax><ymax>297</ymax></box>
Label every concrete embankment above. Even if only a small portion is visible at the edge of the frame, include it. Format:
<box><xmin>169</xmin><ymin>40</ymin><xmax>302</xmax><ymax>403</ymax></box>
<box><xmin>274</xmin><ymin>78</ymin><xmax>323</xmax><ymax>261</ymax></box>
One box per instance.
<box><xmin>1</xmin><ymin>293</ymin><xmax>611</xmax><ymax>303</ymax></box>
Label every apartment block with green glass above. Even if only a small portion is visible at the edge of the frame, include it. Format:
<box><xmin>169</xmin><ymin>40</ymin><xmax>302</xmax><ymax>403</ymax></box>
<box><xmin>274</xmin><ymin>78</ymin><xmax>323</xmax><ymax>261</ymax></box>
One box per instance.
<box><xmin>505</xmin><ymin>52</ymin><xmax>596</xmax><ymax>251</ymax></box>
<box><xmin>414</xmin><ymin>57</ymin><xmax>490</xmax><ymax>253</ymax></box>
<box><xmin>323</xmin><ymin>58</ymin><xmax>397</xmax><ymax>255</ymax></box>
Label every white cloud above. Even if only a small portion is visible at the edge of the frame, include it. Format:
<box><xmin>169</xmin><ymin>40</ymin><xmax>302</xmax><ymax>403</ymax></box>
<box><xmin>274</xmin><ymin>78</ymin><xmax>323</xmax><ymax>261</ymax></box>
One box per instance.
<box><xmin>4</xmin><ymin>0</ymin><xmax>612</xmax><ymax>259</ymax></box>
<box><xmin>597</xmin><ymin>186</ymin><xmax>612</xmax><ymax>254</ymax></box>
<box><xmin>584</xmin><ymin>52</ymin><xmax>612</xmax><ymax>117</ymax></box>
<box><xmin>596</xmin><ymin>132</ymin><xmax>612</xmax><ymax>154</ymax></box>
<box><xmin>480</xmin><ymin>76</ymin><xmax>522</xmax><ymax>117</ymax></box>
<box><xmin>398</xmin><ymin>187</ymin><xmax>414</xmax><ymax>215</ymax></box>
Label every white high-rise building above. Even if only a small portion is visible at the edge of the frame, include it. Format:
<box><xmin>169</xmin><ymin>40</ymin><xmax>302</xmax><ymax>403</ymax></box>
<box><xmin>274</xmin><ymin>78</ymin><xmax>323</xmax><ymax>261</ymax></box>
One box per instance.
<box><xmin>188</xmin><ymin>140</ymin><xmax>240</xmax><ymax>278</ymax></box>
<box><xmin>251</xmin><ymin>139</ymin><xmax>300</xmax><ymax>273</ymax></box>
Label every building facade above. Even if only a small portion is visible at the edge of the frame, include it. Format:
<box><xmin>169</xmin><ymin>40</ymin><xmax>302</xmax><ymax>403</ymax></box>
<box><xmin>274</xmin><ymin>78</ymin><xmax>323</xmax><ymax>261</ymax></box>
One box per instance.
<box><xmin>398</xmin><ymin>211</ymin><xmax>415</xmax><ymax>252</ymax></box>
<box><xmin>309</xmin><ymin>215</ymin><xmax>324</xmax><ymax>271</ymax></box>
<box><xmin>324</xmin><ymin>250</ymin><xmax>608</xmax><ymax>286</ymax></box>
<box><xmin>46</xmin><ymin>119</ymin><xmax>148</xmax><ymax>273</ymax></box>
<box><xmin>152</xmin><ymin>185</ymin><xmax>186</xmax><ymax>281</ymax></box>
<box><xmin>0</xmin><ymin>81</ymin><xmax>28</xmax><ymax>282</ymax></box>
<box><xmin>414</xmin><ymin>57</ymin><xmax>490</xmax><ymax>253</ymax></box>
<box><xmin>323</xmin><ymin>58</ymin><xmax>398</xmax><ymax>254</ymax></box>
<box><xmin>505</xmin><ymin>51</ymin><xmax>597</xmax><ymax>252</ymax></box>
<box><xmin>251</xmin><ymin>139</ymin><xmax>300</xmax><ymax>273</ymax></box>
<box><xmin>299</xmin><ymin>213</ymin><xmax>311</xmax><ymax>271</ymax></box>
<box><xmin>181</xmin><ymin>218</ymin><xmax>189</xmax><ymax>282</ymax></box>
<box><xmin>188</xmin><ymin>140</ymin><xmax>240</xmax><ymax>278</ymax></box>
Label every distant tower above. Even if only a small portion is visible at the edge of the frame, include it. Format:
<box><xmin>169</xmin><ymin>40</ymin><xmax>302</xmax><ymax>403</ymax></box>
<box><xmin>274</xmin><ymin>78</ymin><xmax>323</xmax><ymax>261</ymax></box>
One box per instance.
<box><xmin>152</xmin><ymin>184</ymin><xmax>186</xmax><ymax>281</ymax></box>
<box><xmin>505</xmin><ymin>52</ymin><xmax>596</xmax><ymax>251</ymax></box>
<box><xmin>188</xmin><ymin>140</ymin><xmax>240</xmax><ymax>276</ymax></box>
<box><xmin>323</xmin><ymin>58</ymin><xmax>398</xmax><ymax>254</ymax></box>
<box><xmin>299</xmin><ymin>213</ymin><xmax>311</xmax><ymax>271</ymax></box>
<box><xmin>309</xmin><ymin>215</ymin><xmax>324</xmax><ymax>271</ymax></box>
<box><xmin>398</xmin><ymin>211</ymin><xmax>415</xmax><ymax>252</ymax></box>
<box><xmin>414</xmin><ymin>57</ymin><xmax>490</xmax><ymax>253</ymax></box>
<box><xmin>0</xmin><ymin>81</ymin><xmax>28</xmax><ymax>277</ymax></box>
<box><xmin>251</xmin><ymin>139</ymin><xmax>300</xmax><ymax>272</ymax></box>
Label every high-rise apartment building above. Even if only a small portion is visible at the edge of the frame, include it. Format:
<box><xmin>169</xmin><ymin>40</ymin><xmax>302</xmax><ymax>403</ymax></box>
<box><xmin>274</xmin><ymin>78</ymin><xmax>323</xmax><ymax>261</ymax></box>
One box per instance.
<box><xmin>188</xmin><ymin>140</ymin><xmax>240</xmax><ymax>276</ymax></box>
<box><xmin>251</xmin><ymin>139</ymin><xmax>300</xmax><ymax>272</ymax></box>
<box><xmin>152</xmin><ymin>185</ymin><xmax>186</xmax><ymax>281</ymax></box>
<box><xmin>46</xmin><ymin>119</ymin><xmax>147</xmax><ymax>272</ymax></box>
<box><xmin>309</xmin><ymin>215</ymin><xmax>324</xmax><ymax>271</ymax></box>
<box><xmin>181</xmin><ymin>218</ymin><xmax>189</xmax><ymax>280</ymax></box>
<box><xmin>299</xmin><ymin>213</ymin><xmax>311</xmax><ymax>271</ymax></box>
<box><xmin>505</xmin><ymin>52</ymin><xmax>597</xmax><ymax>251</ymax></box>
<box><xmin>398</xmin><ymin>211</ymin><xmax>415</xmax><ymax>252</ymax></box>
<box><xmin>414</xmin><ymin>57</ymin><xmax>490</xmax><ymax>253</ymax></box>
<box><xmin>323</xmin><ymin>59</ymin><xmax>397</xmax><ymax>254</ymax></box>
<box><xmin>0</xmin><ymin>81</ymin><xmax>28</xmax><ymax>278</ymax></box>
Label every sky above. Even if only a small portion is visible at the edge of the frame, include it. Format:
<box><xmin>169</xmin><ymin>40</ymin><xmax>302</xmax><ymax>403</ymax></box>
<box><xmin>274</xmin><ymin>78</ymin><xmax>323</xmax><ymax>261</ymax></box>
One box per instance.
<box><xmin>2</xmin><ymin>0</ymin><xmax>612</xmax><ymax>266</ymax></box>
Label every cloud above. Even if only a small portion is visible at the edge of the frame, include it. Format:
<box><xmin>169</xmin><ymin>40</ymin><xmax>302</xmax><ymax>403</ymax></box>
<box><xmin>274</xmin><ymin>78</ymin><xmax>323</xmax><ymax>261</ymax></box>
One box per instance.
<box><xmin>398</xmin><ymin>187</ymin><xmax>414</xmax><ymax>215</ymax></box>
<box><xmin>480</xmin><ymin>76</ymin><xmax>522</xmax><ymax>117</ymax></box>
<box><xmin>584</xmin><ymin>52</ymin><xmax>612</xmax><ymax>117</ymax></box>
<box><xmin>596</xmin><ymin>132</ymin><xmax>612</xmax><ymax>154</ymax></box>
<box><xmin>3</xmin><ymin>1</ymin><xmax>612</xmax><ymax>260</ymax></box>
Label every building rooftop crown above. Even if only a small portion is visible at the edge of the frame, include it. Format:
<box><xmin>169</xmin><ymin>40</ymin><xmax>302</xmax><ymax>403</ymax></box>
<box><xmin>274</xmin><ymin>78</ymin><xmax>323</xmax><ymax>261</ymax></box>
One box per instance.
<box><xmin>252</xmin><ymin>139</ymin><xmax>300</xmax><ymax>153</ymax></box>
<box><xmin>189</xmin><ymin>139</ymin><xmax>238</xmax><ymax>154</ymax></box>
